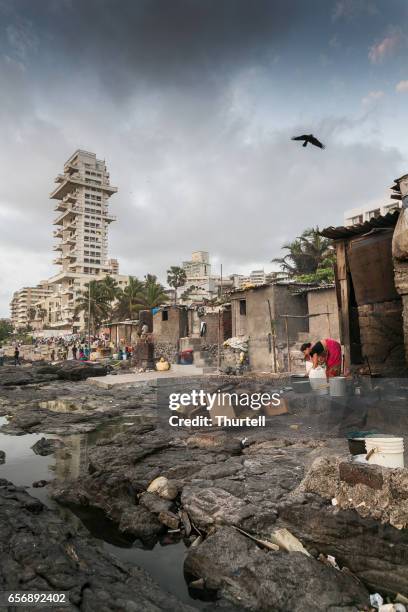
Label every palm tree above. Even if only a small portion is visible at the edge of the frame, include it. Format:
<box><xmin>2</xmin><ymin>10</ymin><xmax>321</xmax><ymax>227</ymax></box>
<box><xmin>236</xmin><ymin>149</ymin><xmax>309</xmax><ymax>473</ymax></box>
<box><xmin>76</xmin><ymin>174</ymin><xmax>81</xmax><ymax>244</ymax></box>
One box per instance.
<box><xmin>28</xmin><ymin>307</ymin><xmax>37</xmax><ymax>322</ymax></box>
<box><xmin>167</xmin><ymin>266</ymin><xmax>187</xmax><ymax>304</ymax></box>
<box><xmin>272</xmin><ymin>227</ymin><xmax>334</xmax><ymax>281</ymax></box>
<box><xmin>101</xmin><ymin>275</ymin><xmax>122</xmax><ymax>318</ymax></box>
<box><xmin>140</xmin><ymin>274</ymin><xmax>168</xmax><ymax>308</ymax></box>
<box><xmin>75</xmin><ymin>280</ymin><xmax>111</xmax><ymax>333</ymax></box>
<box><xmin>114</xmin><ymin>276</ymin><xmax>145</xmax><ymax>320</ymax></box>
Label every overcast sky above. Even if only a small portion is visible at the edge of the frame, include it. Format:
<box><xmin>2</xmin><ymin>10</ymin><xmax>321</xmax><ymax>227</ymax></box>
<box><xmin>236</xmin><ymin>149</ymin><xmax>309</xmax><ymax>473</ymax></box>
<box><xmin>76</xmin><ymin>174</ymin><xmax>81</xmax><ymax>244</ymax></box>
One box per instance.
<box><xmin>1</xmin><ymin>0</ymin><xmax>408</xmax><ymax>316</ymax></box>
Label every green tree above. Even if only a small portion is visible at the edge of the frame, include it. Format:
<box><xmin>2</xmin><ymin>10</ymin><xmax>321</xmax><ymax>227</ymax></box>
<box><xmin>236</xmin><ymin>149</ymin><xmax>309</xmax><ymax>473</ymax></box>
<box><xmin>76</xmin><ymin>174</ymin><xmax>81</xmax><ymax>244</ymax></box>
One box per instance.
<box><xmin>273</xmin><ymin>227</ymin><xmax>335</xmax><ymax>283</ymax></box>
<box><xmin>28</xmin><ymin>307</ymin><xmax>37</xmax><ymax>322</ymax></box>
<box><xmin>101</xmin><ymin>275</ymin><xmax>122</xmax><ymax>318</ymax></box>
<box><xmin>114</xmin><ymin>276</ymin><xmax>145</xmax><ymax>320</ymax></box>
<box><xmin>167</xmin><ymin>266</ymin><xmax>187</xmax><ymax>304</ymax></box>
<box><xmin>140</xmin><ymin>274</ymin><xmax>168</xmax><ymax>308</ymax></box>
<box><xmin>0</xmin><ymin>319</ymin><xmax>13</xmax><ymax>343</ymax></box>
<box><xmin>74</xmin><ymin>280</ymin><xmax>111</xmax><ymax>333</ymax></box>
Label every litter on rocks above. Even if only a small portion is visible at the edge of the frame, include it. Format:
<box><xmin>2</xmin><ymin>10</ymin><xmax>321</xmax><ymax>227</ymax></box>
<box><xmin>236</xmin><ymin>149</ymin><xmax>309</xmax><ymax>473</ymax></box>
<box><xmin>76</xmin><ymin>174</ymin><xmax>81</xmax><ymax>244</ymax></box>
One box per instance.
<box><xmin>370</xmin><ymin>593</ymin><xmax>384</xmax><ymax>608</ymax></box>
<box><xmin>269</xmin><ymin>528</ymin><xmax>311</xmax><ymax>556</ymax></box>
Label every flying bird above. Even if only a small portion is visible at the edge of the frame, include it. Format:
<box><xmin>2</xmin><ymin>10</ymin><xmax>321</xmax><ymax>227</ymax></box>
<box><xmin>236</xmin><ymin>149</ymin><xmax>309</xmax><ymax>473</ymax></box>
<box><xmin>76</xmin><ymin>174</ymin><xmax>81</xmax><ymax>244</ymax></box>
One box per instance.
<box><xmin>291</xmin><ymin>134</ymin><xmax>325</xmax><ymax>149</ymax></box>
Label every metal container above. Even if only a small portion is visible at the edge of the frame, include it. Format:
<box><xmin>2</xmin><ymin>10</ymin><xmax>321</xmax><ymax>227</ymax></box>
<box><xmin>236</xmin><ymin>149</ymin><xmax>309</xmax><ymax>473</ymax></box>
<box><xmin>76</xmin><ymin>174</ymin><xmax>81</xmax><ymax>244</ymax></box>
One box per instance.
<box><xmin>329</xmin><ymin>376</ymin><xmax>347</xmax><ymax>397</ymax></box>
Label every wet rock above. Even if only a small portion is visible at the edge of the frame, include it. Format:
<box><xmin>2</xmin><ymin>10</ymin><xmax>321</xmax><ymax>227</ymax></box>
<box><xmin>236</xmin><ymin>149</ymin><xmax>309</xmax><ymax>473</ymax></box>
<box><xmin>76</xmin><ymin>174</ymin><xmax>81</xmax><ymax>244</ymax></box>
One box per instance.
<box><xmin>139</xmin><ymin>491</ymin><xmax>173</xmax><ymax>514</ymax></box>
<box><xmin>0</xmin><ymin>480</ymin><xmax>195</xmax><ymax>611</ymax></box>
<box><xmin>0</xmin><ymin>450</ymin><xmax>5</xmax><ymax>464</ymax></box>
<box><xmin>147</xmin><ymin>476</ymin><xmax>178</xmax><ymax>500</ymax></box>
<box><xmin>158</xmin><ymin>510</ymin><xmax>180</xmax><ymax>530</ymax></box>
<box><xmin>184</xmin><ymin>526</ymin><xmax>370</xmax><ymax>611</ymax></box>
<box><xmin>32</xmin><ymin>480</ymin><xmax>49</xmax><ymax>488</ymax></box>
<box><xmin>278</xmin><ymin>492</ymin><xmax>408</xmax><ymax>594</ymax></box>
<box><xmin>31</xmin><ymin>437</ymin><xmax>63</xmax><ymax>456</ymax></box>
<box><xmin>118</xmin><ymin>505</ymin><xmax>163</xmax><ymax>541</ymax></box>
<box><xmin>181</xmin><ymin>486</ymin><xmax>257</xmax><ymax>530</ymax></box>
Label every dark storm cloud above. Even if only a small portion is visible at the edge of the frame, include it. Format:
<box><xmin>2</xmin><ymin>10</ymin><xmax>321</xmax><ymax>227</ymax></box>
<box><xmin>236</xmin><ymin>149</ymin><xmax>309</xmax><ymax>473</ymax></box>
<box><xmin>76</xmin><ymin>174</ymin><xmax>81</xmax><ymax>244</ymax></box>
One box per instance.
<box><xmin>2</xmin><ymin>0</ymin><xmax>325</xmax><ymax>93</ymax></box>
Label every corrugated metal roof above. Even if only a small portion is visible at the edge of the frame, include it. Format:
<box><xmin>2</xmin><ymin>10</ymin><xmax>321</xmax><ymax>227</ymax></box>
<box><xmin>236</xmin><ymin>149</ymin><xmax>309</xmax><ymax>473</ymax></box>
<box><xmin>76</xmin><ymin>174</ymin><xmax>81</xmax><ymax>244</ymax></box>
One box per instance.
<box><xmin>320</xmin><ymin>210</ymin><xmax>399</xmax><ymax>240</ymax></box>
<box><xmin>292</xmin><ymin>284</ymin><xmax>335</xmax><ymax>295</ymax></box>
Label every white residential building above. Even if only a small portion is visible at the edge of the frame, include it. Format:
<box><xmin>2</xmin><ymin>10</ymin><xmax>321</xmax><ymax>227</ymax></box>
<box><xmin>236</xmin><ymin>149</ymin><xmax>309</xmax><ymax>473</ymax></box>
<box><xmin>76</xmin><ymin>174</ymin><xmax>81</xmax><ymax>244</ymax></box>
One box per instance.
<box><xmin>10</xmin><ymin>150</ymin><xmax>130</xmax><ymax>332</ymax></box>
<box><xmin>344</xmin><ymin>197</ymin><xmax>401</xmax><ymax>227</ymax></box>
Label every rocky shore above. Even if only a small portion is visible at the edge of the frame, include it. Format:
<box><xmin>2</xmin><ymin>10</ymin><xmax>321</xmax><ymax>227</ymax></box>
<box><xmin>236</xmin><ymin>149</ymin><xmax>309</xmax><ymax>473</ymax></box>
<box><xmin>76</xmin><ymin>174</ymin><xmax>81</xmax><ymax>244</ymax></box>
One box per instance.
<box><xmin>1</xmin><ymin>362</ymin><xmax>408</xmax><ymax>610</ymax></box>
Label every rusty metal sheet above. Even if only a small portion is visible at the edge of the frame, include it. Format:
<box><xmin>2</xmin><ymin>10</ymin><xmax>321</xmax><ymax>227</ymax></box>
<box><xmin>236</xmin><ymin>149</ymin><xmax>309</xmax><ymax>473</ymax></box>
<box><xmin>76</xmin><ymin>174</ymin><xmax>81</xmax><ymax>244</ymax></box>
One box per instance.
<box><xmin>348</xmin><ymin>229</ymin><xmax>400</xmax><ymax>305</ymax></box>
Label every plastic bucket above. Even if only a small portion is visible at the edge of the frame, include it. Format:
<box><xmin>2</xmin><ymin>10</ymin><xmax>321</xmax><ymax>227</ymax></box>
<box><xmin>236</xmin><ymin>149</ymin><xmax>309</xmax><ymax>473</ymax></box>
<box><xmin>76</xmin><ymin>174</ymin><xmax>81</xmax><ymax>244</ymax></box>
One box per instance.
<box><xmin>329</xmin><ymin>377</ymin><xmax>347</xmax><ymax>397</ymax></box>
<box><xmin>309</xmin><ymin>367</ymin><xmax>328</xmax><ymax>395</ymax></box>
<box><xmin>365</xmin><ymin>436</ymin><xmax>404</xmax><ymax>468</ymax></box>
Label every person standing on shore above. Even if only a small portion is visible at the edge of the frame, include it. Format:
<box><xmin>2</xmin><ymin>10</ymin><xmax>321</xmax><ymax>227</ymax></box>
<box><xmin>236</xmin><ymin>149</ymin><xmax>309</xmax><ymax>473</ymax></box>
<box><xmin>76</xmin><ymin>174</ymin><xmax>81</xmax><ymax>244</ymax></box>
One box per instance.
<box><xmin>14</xmin><ymin>346</ymin><xmax>21</xmax><ymax>366</ymax></box>
<box><xmin>72</xmin><ymin>344</ymin><xmax>77</xmax><ymax>360</ymax></box>
<box><xmin>0</xmin><ymin>345</ymin><xmax>4</xmax><ymax>366</ymax></box>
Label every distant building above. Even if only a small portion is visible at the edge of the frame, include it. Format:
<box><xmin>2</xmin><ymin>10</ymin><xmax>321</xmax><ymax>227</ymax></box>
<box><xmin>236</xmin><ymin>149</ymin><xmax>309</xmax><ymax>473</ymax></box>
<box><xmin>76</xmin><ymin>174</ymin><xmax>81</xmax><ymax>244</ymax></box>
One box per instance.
<box><xmin>10</xmin><ymin>282</ymin><xmax>53</xmax><ymax>330</ymax></box>
<box><xmin>344</xmin><ymin>197</ymin><xmax>401</xmax><ymax>226</ymax></box>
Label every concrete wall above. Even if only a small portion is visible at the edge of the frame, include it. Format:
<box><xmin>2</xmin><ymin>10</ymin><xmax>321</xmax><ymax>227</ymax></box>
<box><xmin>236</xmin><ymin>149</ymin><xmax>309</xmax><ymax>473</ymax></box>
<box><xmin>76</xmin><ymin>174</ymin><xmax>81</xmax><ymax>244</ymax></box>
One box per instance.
<box><xmin>307</xmin><ymin>288</ymin><xmax>340</xmax><ymax>342</ymax></box>
<box><xmin>231</xmin><ymin>285</ymin><xmax>308</xmax><ymax>372</ymax></box>
<box><xmin>153</xmin><ymin>306</ymin><xmax>188</xmax><ymax>363</ymax></box>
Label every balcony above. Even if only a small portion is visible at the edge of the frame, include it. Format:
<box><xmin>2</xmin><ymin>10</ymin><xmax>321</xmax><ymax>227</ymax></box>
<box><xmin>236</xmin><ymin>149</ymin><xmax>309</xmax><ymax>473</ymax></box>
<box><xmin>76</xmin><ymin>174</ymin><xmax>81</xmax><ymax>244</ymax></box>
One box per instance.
<box><xmin>53</xmin><ymin>229</ymin><xmax>62</xmax><ymax>238</ymax></box>
<box><xmin>53</xmin><ymin>206</ymin><xmax>82</xmax><ymax>225</ymax></box>
<box><xmin>54</xmin><ymin>201</ymin><xmax>68</xmax><ymax>212</ymax></box>
<box><xmin>53</xmin><ymin>244</ymin><xmax>62</xmax><ymax>252</ymax></box>
<box><xmin>50</xmin><ymin>174</ymin><xmax>117</xmax><ymax>199</ymax></box>
<box><xmin>53</xmin><ymin>257</ymin><xmax>63</xmax><ymax>265</ymax></box>
<box><xmin>63</xmin><ymin>192</ymin><xmax>79</xmax><ymax>204</ymax></box>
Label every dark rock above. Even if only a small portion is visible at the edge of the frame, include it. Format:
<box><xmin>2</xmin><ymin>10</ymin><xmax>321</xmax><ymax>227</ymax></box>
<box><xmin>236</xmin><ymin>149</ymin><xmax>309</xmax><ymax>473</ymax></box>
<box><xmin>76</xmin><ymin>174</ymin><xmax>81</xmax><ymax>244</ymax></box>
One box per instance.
<box><xmin>139</xmin><ymin>491</ymin><xmax>173</xmax><ymax>514</ymax></box>
<box><xmin>31</xmin><ymin>437</ymin><xmax>63</xmax><ymax>456</ymax></box>
<box><xmin>56</xmin><ymin>362</ymin><xmax>107</xmax><ymax>381</ymax></box>
<box><xmin>32</xmin><ymin>480</ymin><xmax>49</xmax><ymax>488</ymax></box>
<box><xmin>184</xmin><ymin>526</ymin><xmax>369</xmax><ymax>611</ymax></box>
<box><xmin>181</xmin><ymin>486</ymin><xmax>257</xmax><ymax>530</ymax></box>
<box><xmin>278</xmin><ymin>493</ymin><xmax>408</xmax><ymax>594</ymax></box>
<box><xmin>339</xmin><ymin>462</ymin><xmax>384</xmax><ymax>490</ymax></box>
<box><xmin>158</xmin><ymin>510</ymin><xmax>180</xmax><ymax>529</ymax></box>
<box><xmin>118</xmin><ymin>505</ymin><xmax>164</xmax><ymax>541</ymax></box>
<box><xmin>0</xmin><ymin>480</ymin><xmax>195</xmax><ymax>611</ymax></box>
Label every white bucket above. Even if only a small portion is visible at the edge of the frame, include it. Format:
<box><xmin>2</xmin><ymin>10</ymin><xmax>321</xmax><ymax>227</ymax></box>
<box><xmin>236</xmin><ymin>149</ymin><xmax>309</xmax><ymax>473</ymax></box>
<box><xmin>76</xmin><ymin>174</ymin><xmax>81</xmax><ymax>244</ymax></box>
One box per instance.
<box><xmin>365</xmin><ymin>436</ymin><xmax>404</xmax><ymax>468</ymax></box>
<box><xmin>309</xmin><ymin>367</ymin><xmax>328</xmax><ymax>395</ymax></box>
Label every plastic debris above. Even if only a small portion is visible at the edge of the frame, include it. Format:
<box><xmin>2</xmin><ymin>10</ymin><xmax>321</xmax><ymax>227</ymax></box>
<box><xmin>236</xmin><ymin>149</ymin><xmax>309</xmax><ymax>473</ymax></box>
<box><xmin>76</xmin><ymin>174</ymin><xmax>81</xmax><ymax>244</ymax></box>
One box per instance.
<box><xmin>370</xmin><ymin>593</ymin><xmax>384</xmax><ymax>609</ymax></box>
<box><xmin>269</xmin><ymin>528</ymin><xmax>311</xmax><ymax>556</ymax></box>
<box><xmin>331</xmin><ymin>498</ymin><xmax>338</xmax><ymax>506</ymax></box>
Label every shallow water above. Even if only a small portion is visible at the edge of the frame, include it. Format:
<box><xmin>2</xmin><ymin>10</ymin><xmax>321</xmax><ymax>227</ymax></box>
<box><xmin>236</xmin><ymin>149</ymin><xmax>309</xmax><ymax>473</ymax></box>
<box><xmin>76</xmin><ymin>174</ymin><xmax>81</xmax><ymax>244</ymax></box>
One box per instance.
<box><xmin>0</xmin><ymin>415</ymin><xmax>204</xmax><ymax>608</ymax></box>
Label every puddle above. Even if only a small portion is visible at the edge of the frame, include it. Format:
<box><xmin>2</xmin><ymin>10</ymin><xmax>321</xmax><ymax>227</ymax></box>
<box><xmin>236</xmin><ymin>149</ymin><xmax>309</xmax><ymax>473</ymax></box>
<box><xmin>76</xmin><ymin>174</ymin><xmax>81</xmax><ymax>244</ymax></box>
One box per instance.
<box><xmin>0</xmin><ymin>414</ymin><xmax>206</xmax><ymax>608</ymax></box>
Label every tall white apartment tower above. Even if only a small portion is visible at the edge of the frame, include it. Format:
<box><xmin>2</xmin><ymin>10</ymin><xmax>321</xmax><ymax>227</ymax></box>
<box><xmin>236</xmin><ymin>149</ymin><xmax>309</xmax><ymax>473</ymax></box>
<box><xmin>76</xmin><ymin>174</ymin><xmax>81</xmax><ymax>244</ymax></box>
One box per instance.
<box><xmin>50</xmin><ymin>149</ymin><xmax>117</xmax><ymax>276</ymax></box>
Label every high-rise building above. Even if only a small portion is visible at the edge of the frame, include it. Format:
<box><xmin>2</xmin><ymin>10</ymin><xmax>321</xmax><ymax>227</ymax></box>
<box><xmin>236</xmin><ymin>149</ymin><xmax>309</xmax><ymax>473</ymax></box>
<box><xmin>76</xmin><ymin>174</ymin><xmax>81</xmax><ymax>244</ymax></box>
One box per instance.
<box><xmin>50</xmin><ymin>150</ymin><xmax>117</xmax><ymax>277</ymax></box>
<box><xmin>10</xmin><ymin>150</ymin><xmax>130</xmax><ymax>333</ymax></box>
<box><xmin>43</xmin><ymin>150</ymin><xmax>129</xmax><ymax>330</ymax></box>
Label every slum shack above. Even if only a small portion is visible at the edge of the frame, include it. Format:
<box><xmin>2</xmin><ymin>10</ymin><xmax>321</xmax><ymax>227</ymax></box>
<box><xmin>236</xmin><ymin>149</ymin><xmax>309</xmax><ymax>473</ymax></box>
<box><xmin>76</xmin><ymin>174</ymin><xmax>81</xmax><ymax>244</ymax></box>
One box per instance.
<box><xmin>321</xmin><ymin>210</ymin><xmax>407</xmax><ymax>376</ymax></box>
<box><xmin>229</xmin><ymin>282</ymin><xmax>309</xmax><ymax>372</ymax></box>
<box><xmin>152</xmin><ymin>305</ymin><xmax>188</xmax><ymax>362</ymax></box>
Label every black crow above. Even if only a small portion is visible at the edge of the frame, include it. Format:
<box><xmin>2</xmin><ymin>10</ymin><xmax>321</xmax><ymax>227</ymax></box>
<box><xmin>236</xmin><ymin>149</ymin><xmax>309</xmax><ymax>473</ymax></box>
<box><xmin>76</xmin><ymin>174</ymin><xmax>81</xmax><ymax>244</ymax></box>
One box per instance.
<box><xmin>291</xmin><ymin>134</ymin><xmax>325</xmax><ymax>149</ymax></box>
